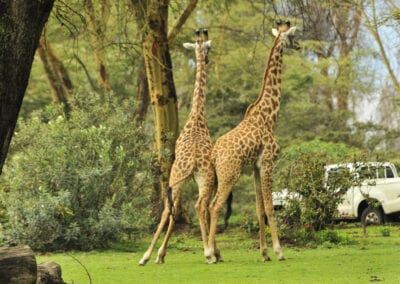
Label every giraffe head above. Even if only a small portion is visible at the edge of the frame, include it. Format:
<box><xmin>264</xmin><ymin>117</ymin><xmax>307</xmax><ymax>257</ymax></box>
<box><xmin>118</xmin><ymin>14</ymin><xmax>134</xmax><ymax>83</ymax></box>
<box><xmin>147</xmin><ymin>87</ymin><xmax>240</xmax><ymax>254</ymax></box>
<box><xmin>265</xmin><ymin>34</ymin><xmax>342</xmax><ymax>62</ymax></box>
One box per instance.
<box><xmin>183</xmin><ymin>29</ymin><xmax>212</xmax><ymax>64</ymax></box>
<box><xmin>272</xmin><ymin>20</ymin><xmax>299</xmax><ymax>50</ymax></box>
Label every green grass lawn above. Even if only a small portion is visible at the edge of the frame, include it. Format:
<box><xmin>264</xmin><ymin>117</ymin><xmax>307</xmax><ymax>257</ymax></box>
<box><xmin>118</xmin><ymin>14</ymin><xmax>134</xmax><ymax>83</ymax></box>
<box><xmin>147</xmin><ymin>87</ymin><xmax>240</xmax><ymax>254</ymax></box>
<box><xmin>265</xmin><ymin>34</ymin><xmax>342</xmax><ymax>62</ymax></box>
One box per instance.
<box><xmin>37</xmin><ymin>224</ymin><xmax>400</xmax><ymax>284</ymax></box>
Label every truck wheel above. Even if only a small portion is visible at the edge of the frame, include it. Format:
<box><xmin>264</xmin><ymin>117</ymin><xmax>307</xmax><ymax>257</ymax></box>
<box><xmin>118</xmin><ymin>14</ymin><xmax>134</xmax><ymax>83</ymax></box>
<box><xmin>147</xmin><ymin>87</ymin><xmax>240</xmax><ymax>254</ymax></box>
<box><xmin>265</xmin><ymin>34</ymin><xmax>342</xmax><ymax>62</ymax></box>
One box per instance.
<box><xmin>361</xmin><ymin>207</ymin><xmax>384</xmax><ymax>225</ymax></box>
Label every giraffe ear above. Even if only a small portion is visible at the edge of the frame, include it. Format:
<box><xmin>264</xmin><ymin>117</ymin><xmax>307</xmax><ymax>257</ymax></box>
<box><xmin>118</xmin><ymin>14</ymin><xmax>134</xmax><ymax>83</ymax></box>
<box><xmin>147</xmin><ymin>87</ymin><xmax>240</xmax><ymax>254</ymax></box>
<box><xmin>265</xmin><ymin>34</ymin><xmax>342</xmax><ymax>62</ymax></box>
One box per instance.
<box><xmin>183</xmin><ymin>43</ymin><xmax>196</xmax><ymax>49</ymax></box>
<box><xmin>204</xmin><ymin>40</ymin><xmax>212</xmax><ymax>48</ymax></box>
<box><xmin>272</xmin><ymin>28</ymin><xmax>279</xmax><ymax>37</ymax></box>
<box><xmin>285</xmin><ymin>26</ymin><xmax>297</xmax><ymax>36</ymax></box>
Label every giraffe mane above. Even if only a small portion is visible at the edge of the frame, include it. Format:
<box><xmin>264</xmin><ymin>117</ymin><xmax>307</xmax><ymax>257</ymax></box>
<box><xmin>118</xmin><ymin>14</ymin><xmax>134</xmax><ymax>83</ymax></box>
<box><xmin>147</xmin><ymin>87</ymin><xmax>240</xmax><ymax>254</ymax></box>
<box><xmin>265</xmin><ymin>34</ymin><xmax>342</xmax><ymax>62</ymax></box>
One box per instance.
<box><xmin>244</xmin><ymin>32</ymin><xmax>281</xmax><ymax>118</ymax></box>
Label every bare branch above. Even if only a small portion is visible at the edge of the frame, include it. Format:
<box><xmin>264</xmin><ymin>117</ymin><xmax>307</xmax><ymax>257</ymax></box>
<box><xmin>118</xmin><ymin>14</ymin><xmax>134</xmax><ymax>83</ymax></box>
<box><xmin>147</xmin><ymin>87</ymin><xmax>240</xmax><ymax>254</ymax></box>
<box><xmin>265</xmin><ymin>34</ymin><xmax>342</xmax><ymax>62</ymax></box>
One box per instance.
<box><xmin>167</xmin><ymin>0</ymin><xmax>199</xmax><ymax>44</ymax></box>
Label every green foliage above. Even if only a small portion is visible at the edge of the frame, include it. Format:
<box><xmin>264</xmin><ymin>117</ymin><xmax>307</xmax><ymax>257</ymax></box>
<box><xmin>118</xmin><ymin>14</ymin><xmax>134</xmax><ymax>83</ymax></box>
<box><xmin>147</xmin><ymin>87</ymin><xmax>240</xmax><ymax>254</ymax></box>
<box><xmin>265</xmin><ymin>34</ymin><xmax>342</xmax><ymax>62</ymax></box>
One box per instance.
<box><xmin>0</xmin><ymin>94</ymin><xmax>154</xmax><ymax>251</ymax></box>
<box><xmin>276</xmin><ymin>145</ymin><xmax>362</xmax><ymax>233</ymax></box>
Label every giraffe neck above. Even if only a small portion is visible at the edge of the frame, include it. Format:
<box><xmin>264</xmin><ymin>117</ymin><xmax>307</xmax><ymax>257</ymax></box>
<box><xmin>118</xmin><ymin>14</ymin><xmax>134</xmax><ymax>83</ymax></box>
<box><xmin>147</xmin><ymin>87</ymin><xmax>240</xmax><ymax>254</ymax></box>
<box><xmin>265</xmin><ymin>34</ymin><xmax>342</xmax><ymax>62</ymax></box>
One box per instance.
<box><xmin>245</xmin><ymin>35</ymin><xmax>283</xmax><ymax>126</ymax></box>
<box><xmin>190</xmin><ymin>44</ymin><xmax>207</xmax><ymax>120</ymax></box>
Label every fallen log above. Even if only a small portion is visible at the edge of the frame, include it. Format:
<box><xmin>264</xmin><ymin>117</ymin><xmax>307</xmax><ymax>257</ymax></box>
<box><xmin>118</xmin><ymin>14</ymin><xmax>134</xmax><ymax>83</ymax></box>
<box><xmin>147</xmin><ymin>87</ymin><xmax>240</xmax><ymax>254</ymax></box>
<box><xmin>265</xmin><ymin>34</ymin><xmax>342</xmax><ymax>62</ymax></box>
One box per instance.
<box><xmin>0</xmin><ymin>246</ymin><xmax>37</xmax><ymax>284</ymax></box>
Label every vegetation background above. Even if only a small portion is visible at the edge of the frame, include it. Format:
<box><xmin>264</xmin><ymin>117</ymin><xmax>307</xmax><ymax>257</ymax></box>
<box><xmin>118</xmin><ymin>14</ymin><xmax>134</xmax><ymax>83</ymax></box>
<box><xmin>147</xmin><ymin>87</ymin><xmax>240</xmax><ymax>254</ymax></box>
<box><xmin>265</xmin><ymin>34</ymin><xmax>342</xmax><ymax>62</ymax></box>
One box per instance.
<box><xmin>1</xmin><ymin>0</ymin><xmax>400</xmax><ymax>252</ymax></box>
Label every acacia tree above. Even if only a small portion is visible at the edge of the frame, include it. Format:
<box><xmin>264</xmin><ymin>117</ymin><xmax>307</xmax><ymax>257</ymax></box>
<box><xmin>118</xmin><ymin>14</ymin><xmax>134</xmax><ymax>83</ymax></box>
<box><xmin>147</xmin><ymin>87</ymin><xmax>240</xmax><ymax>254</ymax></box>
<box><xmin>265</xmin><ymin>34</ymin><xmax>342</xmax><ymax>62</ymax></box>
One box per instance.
<box><xmin>131</xmin><ymin>0</ymin><xmax>198</xmax><ymax>213</ymax></box>
<box><xmin>359</xmin><ymin>0</ymin><xmax>400</xmax><ymax>91</ymax></box>
<box><xmin>0</xmin><ymin>0</ymin><xmax>55</xmax><ymax>175</ymax></box>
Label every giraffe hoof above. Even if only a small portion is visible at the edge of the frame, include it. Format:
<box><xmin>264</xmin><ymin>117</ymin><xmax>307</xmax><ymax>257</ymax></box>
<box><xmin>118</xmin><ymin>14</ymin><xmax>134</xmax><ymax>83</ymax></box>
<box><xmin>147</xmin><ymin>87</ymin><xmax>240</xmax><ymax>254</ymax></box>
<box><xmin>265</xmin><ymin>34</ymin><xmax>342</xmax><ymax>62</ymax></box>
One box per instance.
<box><xmin>138</xmin><ymin>259</ymin><xmax>148</xmax><ymax>266</ymax></box>
<box><xmin>155</xmin><ymin>258</ymin><xmax>165</xmax><ymax>264</ymax></box>
<box><xmin>263</xmin><ymin>256</ymin><xmax>271</xmax><ymax>262</ymax></box>
<box><xmin>206</xmin><ymin>257</ymin><xmax>217</xmax><ymax>264</ymax></box>
<box><xmin>215</xmin><ymin>253</ymin><xmax>224</xmax><ymax>263</ymax></box>
<box><xmin>278</xmin><ymin>256</ymin><xmax>286</xmax><ymax>261</ymax></box>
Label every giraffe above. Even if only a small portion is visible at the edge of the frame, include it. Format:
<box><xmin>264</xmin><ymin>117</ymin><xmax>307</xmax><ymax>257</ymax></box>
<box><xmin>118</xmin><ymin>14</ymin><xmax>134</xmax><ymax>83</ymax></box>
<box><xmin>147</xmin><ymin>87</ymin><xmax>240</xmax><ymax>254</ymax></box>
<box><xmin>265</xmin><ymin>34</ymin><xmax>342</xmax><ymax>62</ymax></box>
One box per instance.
<box><xmin>139</xmin><ymin>29</ymin><xmax>215</xmax><ymax>265</ymax></box>
<box><xmin>205</xmin><ymin>21</ymin><xmax>298</xmax><ymax>264</ymax></box>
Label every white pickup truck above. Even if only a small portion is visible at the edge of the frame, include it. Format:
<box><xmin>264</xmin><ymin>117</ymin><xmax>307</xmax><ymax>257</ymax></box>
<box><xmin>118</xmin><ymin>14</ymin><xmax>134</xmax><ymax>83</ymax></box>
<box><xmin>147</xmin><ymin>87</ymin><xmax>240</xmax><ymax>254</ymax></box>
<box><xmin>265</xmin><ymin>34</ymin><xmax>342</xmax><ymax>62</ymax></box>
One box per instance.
<box><xmin>273</xmin><ymin>162</ymin><xmax>400</xmax><ymax>224</ymax></box>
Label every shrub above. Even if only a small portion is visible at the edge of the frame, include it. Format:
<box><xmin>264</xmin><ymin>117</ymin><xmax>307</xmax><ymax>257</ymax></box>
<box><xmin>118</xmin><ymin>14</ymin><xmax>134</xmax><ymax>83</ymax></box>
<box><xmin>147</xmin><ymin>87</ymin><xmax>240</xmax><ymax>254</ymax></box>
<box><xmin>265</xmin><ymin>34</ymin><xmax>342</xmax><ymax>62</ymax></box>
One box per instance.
<box><xmin>282</xmin><ymin>152</ymin><xmax>351</xmax><ymax>231</ymax></box>
<box><xmin>0</xmin><ymin>93</ymin><xmax>154</xmax><ymax>251</ymax></box>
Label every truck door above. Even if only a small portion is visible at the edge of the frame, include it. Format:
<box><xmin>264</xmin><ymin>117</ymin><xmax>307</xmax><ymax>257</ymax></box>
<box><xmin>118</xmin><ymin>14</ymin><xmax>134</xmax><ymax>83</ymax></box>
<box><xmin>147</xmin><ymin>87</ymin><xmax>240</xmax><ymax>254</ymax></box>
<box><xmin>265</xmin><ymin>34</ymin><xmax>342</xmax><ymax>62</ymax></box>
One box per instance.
<box><xmin>371</xmin><ymin>165</ymin><xmax>400</xmax><ymax>215</ymax></box>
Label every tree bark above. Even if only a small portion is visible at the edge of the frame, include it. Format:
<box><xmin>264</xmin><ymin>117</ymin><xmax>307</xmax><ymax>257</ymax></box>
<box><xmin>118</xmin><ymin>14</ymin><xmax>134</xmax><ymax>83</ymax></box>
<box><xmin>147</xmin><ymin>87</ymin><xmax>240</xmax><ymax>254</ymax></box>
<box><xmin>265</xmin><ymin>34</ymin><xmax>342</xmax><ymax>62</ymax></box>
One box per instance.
<box><xmin>0</xmin><ymin>0</ymin><xmax>55</xmax><ymax>175</ymax></box>
<box><xmin>136</xmin><ymin>58</ymin><xmax>150</xmax><ymax>125</ymax></box>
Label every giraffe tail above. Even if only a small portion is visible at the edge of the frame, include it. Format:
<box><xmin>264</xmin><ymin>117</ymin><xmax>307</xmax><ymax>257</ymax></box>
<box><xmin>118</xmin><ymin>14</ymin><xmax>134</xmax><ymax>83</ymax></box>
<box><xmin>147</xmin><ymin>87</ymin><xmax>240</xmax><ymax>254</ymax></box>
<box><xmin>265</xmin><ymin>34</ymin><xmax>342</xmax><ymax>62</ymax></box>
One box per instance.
<box><xmin>224</xmin><ymin>192</ymin><xmax>233</xmax><ymax>229</ymax></box>
<box><xmin>166</xmin><ymin>185</ymin><xmax>175</xmax><ymax>216</ymax></box>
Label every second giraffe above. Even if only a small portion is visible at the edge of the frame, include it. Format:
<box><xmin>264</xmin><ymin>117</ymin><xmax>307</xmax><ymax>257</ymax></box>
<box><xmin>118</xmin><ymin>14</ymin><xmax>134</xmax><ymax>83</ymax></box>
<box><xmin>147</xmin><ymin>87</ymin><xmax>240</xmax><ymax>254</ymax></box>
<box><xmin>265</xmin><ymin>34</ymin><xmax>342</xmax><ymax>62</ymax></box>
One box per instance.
<box><xmin>205</xmin><ymin>21</ymin><xmax>298</xmax><ymax>264</ymax></box>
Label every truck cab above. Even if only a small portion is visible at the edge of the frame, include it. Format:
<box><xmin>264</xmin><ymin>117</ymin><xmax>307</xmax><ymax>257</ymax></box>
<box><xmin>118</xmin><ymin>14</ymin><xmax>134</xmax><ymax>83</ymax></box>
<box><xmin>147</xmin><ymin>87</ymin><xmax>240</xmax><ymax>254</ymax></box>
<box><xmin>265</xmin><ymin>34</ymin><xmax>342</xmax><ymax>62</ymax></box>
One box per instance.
<box><xmin>327</xmin><ymin>162</ymin><xmax>400</xmax><ymax>224</ymax></box>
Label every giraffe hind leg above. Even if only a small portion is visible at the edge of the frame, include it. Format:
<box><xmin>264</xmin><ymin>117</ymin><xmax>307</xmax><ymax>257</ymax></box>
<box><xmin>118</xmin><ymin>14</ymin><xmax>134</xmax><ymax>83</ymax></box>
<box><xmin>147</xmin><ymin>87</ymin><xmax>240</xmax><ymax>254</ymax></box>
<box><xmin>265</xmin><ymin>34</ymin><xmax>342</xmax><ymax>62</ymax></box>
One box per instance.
<box><xmin>138</xmin><ymin>198</ymin><xmax>171</xmax><ymax>266</ymax></box>
<box><xmin>154</xmin><ymin>181</ymin><xmax>184</xmax><ymax>264</ymax></box>
<box><xmin>260</xmin><ymin>161</ymin><xmax>285</xmax><ymax>261</ymax></box>
<box><xmin>207</xmin><ymin>184</ymin><xmax>234</xmax><ymax>264</ymax></box>
<box><xmin>254</xmin><ymin>168</ymin><xmax>270</xmax><ymax>262</ymax></box>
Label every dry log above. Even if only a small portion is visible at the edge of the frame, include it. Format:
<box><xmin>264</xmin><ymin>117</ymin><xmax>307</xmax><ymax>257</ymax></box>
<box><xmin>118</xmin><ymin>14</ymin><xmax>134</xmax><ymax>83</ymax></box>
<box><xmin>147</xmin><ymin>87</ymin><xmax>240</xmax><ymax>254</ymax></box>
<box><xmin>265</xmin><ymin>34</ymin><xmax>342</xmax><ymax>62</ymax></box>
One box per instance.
<box><xmin>0</xmin><ymin>246</ymin><xmax>37</xmax><ymax>284</ymax></box>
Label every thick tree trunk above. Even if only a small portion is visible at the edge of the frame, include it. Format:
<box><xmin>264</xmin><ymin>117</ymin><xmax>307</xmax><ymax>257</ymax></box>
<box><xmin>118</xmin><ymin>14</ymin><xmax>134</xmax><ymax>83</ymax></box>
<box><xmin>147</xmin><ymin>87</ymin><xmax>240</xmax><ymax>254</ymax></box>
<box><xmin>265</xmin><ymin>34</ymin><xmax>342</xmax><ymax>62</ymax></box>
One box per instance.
<box><xmin>0</xmin><ymin>0</ymin><xmax>55</xmax><ymax>175</ymax></box>
<box><xmin>132</xmin><ymin>0</ymin><xmax>179</xmax><ymax>217</ymax></box>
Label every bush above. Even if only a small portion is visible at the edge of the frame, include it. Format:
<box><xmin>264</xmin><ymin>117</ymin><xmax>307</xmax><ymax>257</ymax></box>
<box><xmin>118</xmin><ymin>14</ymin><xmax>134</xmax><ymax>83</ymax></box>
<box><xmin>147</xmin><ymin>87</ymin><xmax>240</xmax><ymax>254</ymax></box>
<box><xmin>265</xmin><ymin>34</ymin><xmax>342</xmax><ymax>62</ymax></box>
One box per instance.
<box><xmin>274</xmin><ymin>143</ymin><xmax>365</xmax><ymax>236</ymax></box>
<box><xmin>0</xmin><ymin>93</ymin><xmax>154</xmax><ymax>251</ymax></box>
<box><xmin>282</xmin><ymin>152</ymin><xmax>352</xmax><ymax>231</ymax></box>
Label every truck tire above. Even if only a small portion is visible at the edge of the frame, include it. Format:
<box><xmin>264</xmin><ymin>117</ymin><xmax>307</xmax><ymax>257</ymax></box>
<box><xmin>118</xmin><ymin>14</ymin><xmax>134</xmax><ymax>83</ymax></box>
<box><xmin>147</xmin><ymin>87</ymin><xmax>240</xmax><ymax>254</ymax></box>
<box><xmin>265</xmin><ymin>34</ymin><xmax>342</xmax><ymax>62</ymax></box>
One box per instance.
<box><xmin>361</xmin><ymin>207</ymin><xmax>384</xmax><ymax>225</ymax></box>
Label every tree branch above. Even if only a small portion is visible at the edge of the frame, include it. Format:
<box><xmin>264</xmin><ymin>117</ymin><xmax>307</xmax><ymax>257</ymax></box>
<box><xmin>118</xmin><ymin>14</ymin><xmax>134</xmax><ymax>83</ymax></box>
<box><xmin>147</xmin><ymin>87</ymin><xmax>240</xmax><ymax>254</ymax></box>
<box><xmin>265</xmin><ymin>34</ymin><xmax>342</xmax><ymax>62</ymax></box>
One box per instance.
<box><xmin>167</xmin><ymin>0</ymin><xmax>199</xmax><ymax>44</ymax></box>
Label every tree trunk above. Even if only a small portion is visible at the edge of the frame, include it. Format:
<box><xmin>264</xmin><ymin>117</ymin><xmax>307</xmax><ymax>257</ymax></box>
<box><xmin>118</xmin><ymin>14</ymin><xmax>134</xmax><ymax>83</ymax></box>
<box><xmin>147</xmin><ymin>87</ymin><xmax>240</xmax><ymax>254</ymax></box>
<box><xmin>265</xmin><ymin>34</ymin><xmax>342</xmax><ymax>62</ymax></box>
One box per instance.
<box><xmin>0</xmin><ymin>0</ymin><xmax>55</xmax><ymax>175</ymax></box>
<box><xmin>84</xmin><ymin>0</ymin><xmax>112</xmax><ymax>93</ymax></box>
<box><xmin>135</xmin><ymin>0</ymin><xmax>198</xmax><ymax>125</ymax></box>
<box><xmin>37</xmin><ymin>33</ymin><xmax>73</xmax><ymax>116</ymax></box>
<box><xmin>132</xmin><ymin>0</ymin><xmax>179</xmax><ymax>217</ymax></box>
<box><xmin>0</xmin><ymin>246</ymin><xmax>37</xmax><ymax>284</ymax></box>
